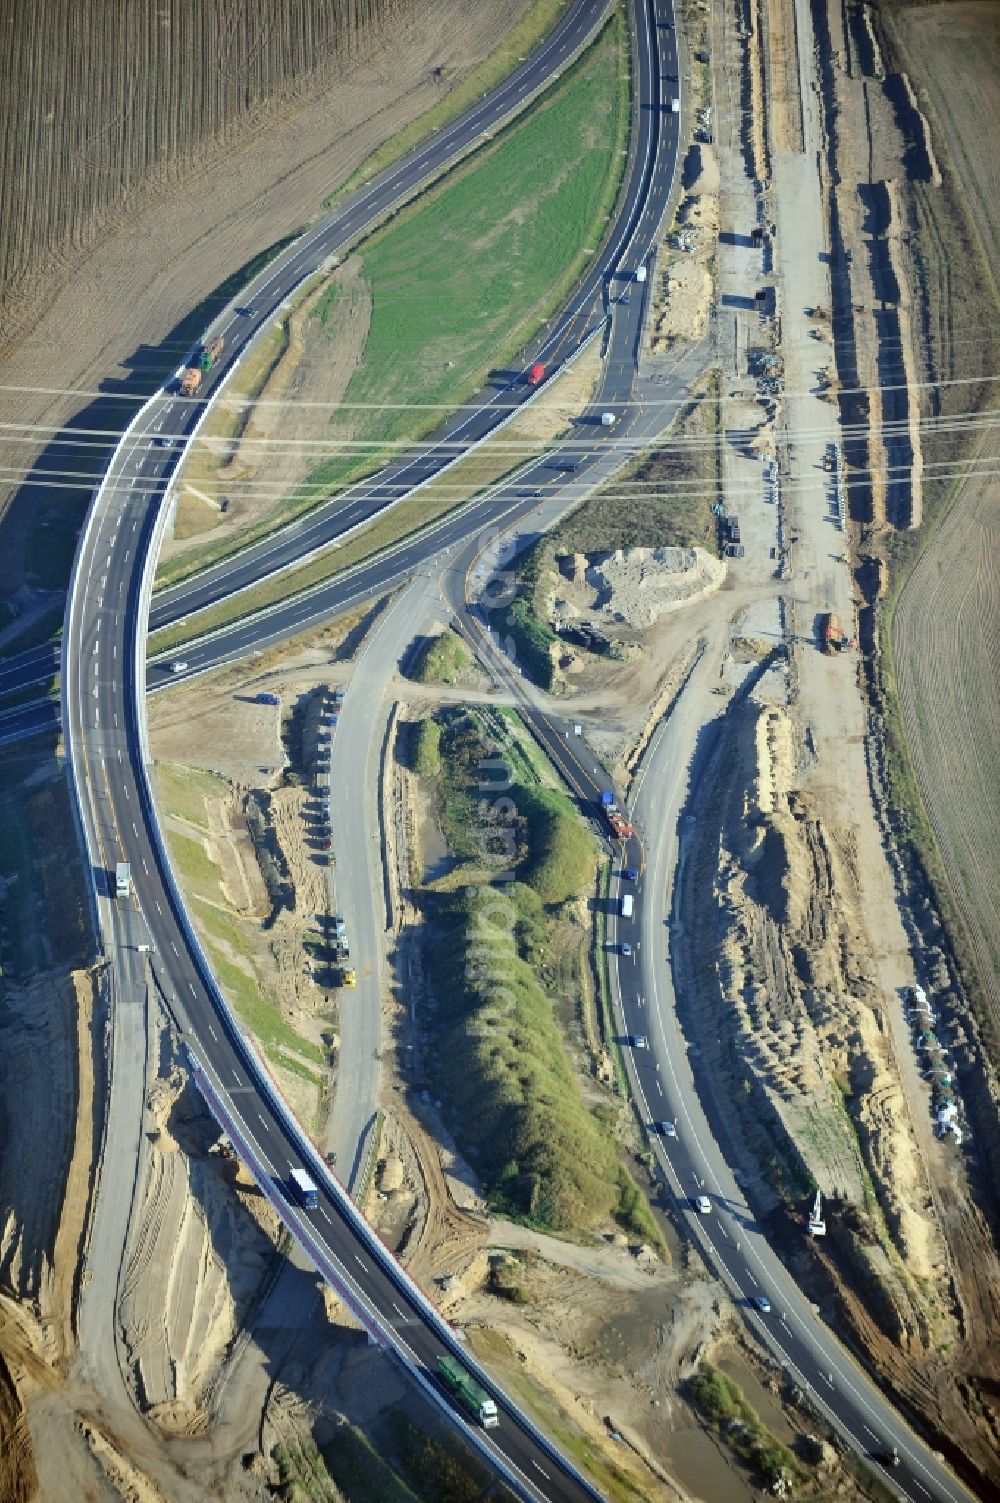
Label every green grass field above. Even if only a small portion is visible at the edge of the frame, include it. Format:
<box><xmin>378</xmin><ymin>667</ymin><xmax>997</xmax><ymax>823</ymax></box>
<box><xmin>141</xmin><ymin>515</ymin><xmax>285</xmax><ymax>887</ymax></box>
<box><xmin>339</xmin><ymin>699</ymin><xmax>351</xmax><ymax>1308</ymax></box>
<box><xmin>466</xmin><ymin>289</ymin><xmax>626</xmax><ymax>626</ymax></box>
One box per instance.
<box><xmin>152</xmin><ymin>10</ymin><xmax>628</xmax><ymax>598</ymax></box>
<box><xmin>324</xmin><ymin>12</ymin><xmax>625</xmax><ymax>472</ymax></box>
<box><xmin>326</xmin><ymin>0</ymin><xmax>577</xmax><ymax>209</ymax></box>
<box><xmin>202</xmin><ymin>936</ymin><xmax>324</xmax><ymax>1082</ymax></box>
<box><xmin>155</xmin><ymin>762</ymin><xmax>229</xmax><ymax>828</ymax></box>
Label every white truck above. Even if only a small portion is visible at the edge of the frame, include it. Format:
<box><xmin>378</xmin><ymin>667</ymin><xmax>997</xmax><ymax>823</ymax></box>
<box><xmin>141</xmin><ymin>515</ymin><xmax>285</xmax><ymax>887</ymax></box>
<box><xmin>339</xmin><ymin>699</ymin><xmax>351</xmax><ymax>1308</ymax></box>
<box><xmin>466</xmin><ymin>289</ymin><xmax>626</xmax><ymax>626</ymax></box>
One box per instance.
<box><xmin>670</xmin><ymin>96</ymin><xmax>681</xmax><ymax>114</ymax></box>
<box><xmin>621</xmin><ymin>893</ymin><xmax>634</xmax><ymax>920</ymax></box>
<box><xmin>600</xmin><ymin>411</ymin><xmax>617</xmax><ymax>427</ymax></box>
<box><xmin>115</xmin><ymin>862</ymin><xmax>131</xmax><ymax>898</ymax></box>
<box><xmin>288</xmin><ymin>1168</ymin><xmax>319</xmax><ymax>1209</ymax></box>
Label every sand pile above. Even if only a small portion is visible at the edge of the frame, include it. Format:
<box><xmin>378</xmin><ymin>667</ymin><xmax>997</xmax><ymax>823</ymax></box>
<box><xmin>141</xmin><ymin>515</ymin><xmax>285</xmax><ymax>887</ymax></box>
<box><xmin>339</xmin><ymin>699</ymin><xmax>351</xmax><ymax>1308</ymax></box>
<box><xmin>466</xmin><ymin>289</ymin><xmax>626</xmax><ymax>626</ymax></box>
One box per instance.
<box><xmin>586</xmin><ymin>547</ymin><xmax>725</xmax><ymax>629</ymax></box>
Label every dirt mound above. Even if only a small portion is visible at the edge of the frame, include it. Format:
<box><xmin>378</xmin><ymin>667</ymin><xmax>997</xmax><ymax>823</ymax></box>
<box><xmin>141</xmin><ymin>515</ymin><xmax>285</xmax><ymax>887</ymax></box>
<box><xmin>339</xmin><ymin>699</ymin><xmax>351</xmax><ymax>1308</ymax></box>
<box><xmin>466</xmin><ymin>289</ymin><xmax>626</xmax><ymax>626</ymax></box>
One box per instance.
<box><xmin>117</xmin><ymin>1050</ymin><xmax>283</xmax><ymax>1416</ymax></box>
<box><xmin>551</xmin><ymin>546</ymin><xmax>725</xmax><ymax>633</ymax></box>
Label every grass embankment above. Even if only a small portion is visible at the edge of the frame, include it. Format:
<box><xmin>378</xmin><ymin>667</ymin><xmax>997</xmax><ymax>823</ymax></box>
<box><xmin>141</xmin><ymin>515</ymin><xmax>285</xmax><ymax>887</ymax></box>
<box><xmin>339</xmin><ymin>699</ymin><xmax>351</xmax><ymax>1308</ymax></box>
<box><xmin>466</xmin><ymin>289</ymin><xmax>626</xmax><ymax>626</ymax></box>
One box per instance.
<box><xmin>688</xmin><ymin>1364</ymin><xmax>803</xmax><ymax>1494</ymax></box>
<box><xmin>408</xmin><ymin>630</ymin><xmax>471</xmax><ymax>686</ymax></box>
<box><xmin>418</xmin><ymin>706</ymin><xmax>660</xmax><ymax>1243</ymax></box>
<box><xmin>169</xmin><ymin>319</ymin><xmax>289</xmax><ymax>542</ymax></box>
<box><xmin>149</xmin><ymin>8</ymin><xmax>629</xmax><ymax>625</ymax></box>
<box><xmin>553</xmin><ymin>374</ymin><xmax>722</xmax><ymax>556</ymax></box>
<box><xmin>486</xmin><ymin>539</ymin><xmax>560</xmax><ymax>690</ymax></box>
<box><xmin>154</xmin><ymin>763</ymin><xmax>324</xmax><ymax>1089</ymax></box>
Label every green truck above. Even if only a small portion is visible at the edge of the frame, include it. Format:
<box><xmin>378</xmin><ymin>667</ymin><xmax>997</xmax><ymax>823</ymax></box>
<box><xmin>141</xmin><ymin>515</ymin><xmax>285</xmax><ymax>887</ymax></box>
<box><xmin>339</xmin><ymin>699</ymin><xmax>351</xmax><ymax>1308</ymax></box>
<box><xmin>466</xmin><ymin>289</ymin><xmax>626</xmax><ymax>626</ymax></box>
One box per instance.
<box><xmin>437</xmin><ymin>1355</ymin><xmax>499</xmax><ymax>1428</ymax></box>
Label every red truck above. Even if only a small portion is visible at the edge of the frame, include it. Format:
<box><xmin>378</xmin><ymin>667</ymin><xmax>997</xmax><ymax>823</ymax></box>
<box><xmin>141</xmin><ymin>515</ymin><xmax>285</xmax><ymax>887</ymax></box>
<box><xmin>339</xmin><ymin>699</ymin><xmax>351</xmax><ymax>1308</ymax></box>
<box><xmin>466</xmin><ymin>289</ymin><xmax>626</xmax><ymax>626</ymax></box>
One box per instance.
<box><xmin>527</xmin><ymin>363</ymin><xmax>546</xmax><ymax>385</ymax></box>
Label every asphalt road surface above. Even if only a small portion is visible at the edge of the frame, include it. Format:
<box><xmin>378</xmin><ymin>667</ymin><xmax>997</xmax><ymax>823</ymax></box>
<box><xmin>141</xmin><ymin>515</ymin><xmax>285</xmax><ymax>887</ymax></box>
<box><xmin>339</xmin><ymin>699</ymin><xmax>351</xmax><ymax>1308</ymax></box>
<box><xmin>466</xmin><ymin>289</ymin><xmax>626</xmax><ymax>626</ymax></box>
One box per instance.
<box><xmin>438</xmin><ymin>533</ymin><xmax>976</xmax><ymax>1503</ymax></box>
<box><xmin>59</xmin><ymin>1</ymin><xmax>681</xmax><ymax>1499</ymax></box>
<box><xmin>56</xmin><ymin>0</ymin><xmax>975</xmax><ymax>1494</ymax></box>
<box><xmin>144</xmin><ymin>0</ymin><xmax>677</xmax><ymax>634</ymax></box>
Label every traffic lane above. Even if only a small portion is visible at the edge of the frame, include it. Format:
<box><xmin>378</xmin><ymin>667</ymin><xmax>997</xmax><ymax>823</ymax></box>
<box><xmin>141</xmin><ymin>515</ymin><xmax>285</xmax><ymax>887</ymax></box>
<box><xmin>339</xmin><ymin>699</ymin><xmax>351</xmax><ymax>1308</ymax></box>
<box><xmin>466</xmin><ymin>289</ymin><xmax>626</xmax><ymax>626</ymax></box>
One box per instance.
<box><xmin>623</xmin><ymin>726</ymin><xmax>971</xmax><ymax>1502</ymax></box>
<box><xmin>148</xmin><ymin>0</ymin><xmax>675</xmax><ymax>628</ymax></box>
<box><xmin>145</xmin><ymin>430</ymin><xmax>631</xmax><ymax>689</ymax></box>
<box><xmin>121</xmin><ymin>759</ymin><xmax>598</xmax><ymax>1503</ymax></box>
<box><xmin>0</xmin><ymin>643</ymin><xmax>60</xmax><ymax>694</ymax></box>
<box><xmin>148</xmin><ymin>384</ymin><xmax>536</xmax><ymax>626</ymax></box>
<box><xmin>0</xmin><ymin>697</ymin><xmax>60</xmax><ymax>746</ymax></box>
<box><xmin>68</xmin><ymin>2</ymin><xmax>661</xmax><ymax>1490</ymax></box>
<box><xmin>616</xmin><ymin>976</ymin><xmax>929</xmax><ymax>1496</ymax></box>
<box><xmin>171</xmin><ymin>997</ymin><xmax>596</xmax><ymax>1503</ymax></box>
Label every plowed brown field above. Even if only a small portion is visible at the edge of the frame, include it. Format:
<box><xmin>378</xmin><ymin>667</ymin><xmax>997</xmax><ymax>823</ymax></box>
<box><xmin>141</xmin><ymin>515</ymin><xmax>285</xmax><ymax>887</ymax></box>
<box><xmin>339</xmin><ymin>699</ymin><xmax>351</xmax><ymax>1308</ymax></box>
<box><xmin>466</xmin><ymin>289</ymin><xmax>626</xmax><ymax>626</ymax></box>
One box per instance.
<box><xmin>894</xmin><ymin>437</ymin><xmax>1000</xmax><ymax>1024</ymax></box>
<box><xmin>1</xmin><ymin>0</ymin><xmax>440</xmax><ymax>328</ymax></box>
<box><xmin>0</xmin><ymin>0</ymin><xmax>531</xmax><ymax>595</ymax></box>
<box><xmin>886</xmin><ymin>1</ymin><xmax>1000</xmax><ymax>1033</ymax></box>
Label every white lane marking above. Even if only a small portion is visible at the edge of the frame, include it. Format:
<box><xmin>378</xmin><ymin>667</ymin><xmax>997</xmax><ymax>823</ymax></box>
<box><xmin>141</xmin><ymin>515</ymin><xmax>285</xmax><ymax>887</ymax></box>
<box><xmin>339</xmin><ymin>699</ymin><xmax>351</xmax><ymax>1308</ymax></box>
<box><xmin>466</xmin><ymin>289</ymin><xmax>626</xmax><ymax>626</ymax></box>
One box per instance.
<box><xmin>131</xmin><ymin>821</ymin><xmax>139</xmax><ymax>836</ymax></box>
<box><xmin>531</xmin><ymin>1461</ymin><xmax>550</xmax><ymax>1480</ymax></box>
<box><xmin>864</xmin><ymin>1425</ymin><xmax>879</xmax><ymax>1440</ymax></box>
<box><xmin>233</xmin><ymin>1070</ymin><xmax>241</xmax><ymax>1084</ymax></box>
<box><xmin>141</xmin><ymin>858</ymin><xmax>149</xmax><ymax>874</ymax></box>
<box><xmin>207</xmin><ymin>1024</ymin><xmax>218</xmax><ymax>1040</ymax></box>
<box><xmin>392</xmin><ymin>1302</ymin><xmax>406</xmax><ymax>1318</ymax></box>
<box><xmin>320</xmin><ymin>1207</ymin><xmax>331</xmax><ymax>1223</ymax></box>
<box><xmin>155</xmin><ymin>900</ymin><xmax>163</xmax><ymax>913</ymax></box>
<box><xmin>257</xmin><ymin>1114</ymin><xmax>267</xmax><ymax>1127</ymax></box>
<box><xmin>188</xmin><ymin>983</ymin><xmax>197</xmax><ymax>996</ymax></box>
<box><xmin>123</xmin><ymin>784</ymin><xmax>130</xmax><ymax>800</ymax></box>
<box><xmin>170</xmin><ymin>941</ymin><xmax>179</xmax><ymax>955</ymax></box>
<box><xmin>354</xmin><ymin>1255</ymin><xmax>366</xmax><ymax>1269</ymax></box>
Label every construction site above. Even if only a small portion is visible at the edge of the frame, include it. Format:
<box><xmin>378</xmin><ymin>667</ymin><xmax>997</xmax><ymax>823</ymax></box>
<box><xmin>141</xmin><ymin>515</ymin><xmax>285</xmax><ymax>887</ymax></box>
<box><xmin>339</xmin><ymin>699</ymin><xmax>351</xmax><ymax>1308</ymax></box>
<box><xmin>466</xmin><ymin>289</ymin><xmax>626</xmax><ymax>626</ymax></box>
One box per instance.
<box><xmin>0</xmin><ymin>0</ymin><xmax>997</xmax><ymax>1500</ymax></box>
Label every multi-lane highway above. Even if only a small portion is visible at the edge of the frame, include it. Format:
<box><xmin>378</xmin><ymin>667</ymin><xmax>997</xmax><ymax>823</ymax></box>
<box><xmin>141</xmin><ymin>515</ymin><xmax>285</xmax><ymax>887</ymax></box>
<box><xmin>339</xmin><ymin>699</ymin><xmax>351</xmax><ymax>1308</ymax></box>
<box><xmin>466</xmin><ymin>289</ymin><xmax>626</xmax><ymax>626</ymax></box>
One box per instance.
<box><xmin>52</xmin><ymin>0</ymin><xmax>977</xmax><ymax>1496</ymax></box>
<box><xmin>60</xmin><ymin>2</ymin><xmax>683</xmax><ymax>1500</ymax></box>
<box><xmin>448</xmin><ymin>568</ymin><xmax>976</xmax><ymax>1503</ymax></box>
<box><xmin>144</xmin><ymin>0</ymin><xmax>675</xmax><ymax>632</ymax></box>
